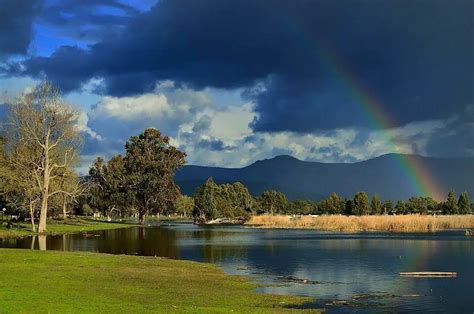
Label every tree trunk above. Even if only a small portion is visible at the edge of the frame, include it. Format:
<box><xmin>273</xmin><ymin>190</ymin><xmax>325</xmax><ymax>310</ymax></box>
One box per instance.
<box><xmin>29</xmin><ymin>200</ymin><xmax>36</xmax><ymax>233</ymax></box>
<box><xmin>62</xmin><ymin>197</ymin><xmax>67</xmax><ymax>220</ymax></box>
<box><xmin>138</xmin><ymin>209</ymin><xmax>145</xmax><ymax>224</ymax></box>
<box><xmin>38</xmin><ymin>141</ymin><xmax>50</xmax><ymax>233</ymax></box>
<box><xmin>38</xmin><ymin>194</ymin><xmax>48</xmax><ymax>233</ymax></box>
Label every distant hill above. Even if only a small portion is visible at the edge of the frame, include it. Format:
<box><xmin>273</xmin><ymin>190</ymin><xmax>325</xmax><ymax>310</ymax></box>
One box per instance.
<box><xmin>176</xmin><ymin>154</ymin><xmax>474</xmax><ymax>201</ymax></box>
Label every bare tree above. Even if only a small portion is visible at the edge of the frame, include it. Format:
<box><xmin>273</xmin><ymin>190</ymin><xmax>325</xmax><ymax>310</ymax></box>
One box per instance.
<box><xmin>5</xmin><ymin>81</ymin><xmax>82</xmax><ymax>232</ymax></box>
<box><xmin>51</xmin><ymin>170</ymin><xmax>86</xmax><ymax>219</ymax></box>
<box><xmin>1</xmin><ymin>136</ymin><xmax>41</xmax><ymax>231</ymax></box>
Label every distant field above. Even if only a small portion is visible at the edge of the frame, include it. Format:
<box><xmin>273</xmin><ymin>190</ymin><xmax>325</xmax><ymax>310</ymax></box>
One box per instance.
<box><xmin>0</xmin><ymin>249</ymin><xmax>315</xmax><ymax>313</ymax></box>
<box><xmin>247</xmin><ymin>214</ymin><xmax>474</xmax><ymax>232</ymax></box>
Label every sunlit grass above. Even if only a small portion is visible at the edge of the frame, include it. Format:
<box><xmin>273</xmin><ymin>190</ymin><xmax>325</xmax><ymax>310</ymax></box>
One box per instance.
<box><xmin>247</xmin><ymin>214</ymin><xmax>474</xmax><ymax>232</ymax></box>
<box><xmin>0</xmin><ymin>249</ymin><xmax>316</xmax><ymax>313</ymax></box>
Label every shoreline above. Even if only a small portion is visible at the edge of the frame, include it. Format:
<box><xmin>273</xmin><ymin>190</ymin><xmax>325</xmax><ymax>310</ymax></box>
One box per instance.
<box><xmin>0</xmin><ymin>217</ymin><xmax>135</xmax><ymax>239</ymax></box>
<box><xmin>4</xmin><ymin>215</ymin><xmax>473</xmax><ymax>238</ymax></box>
<box><xmin>246</xmin><ymin>214</ymin><xmax>474</xmax><ymax>233</ymax></box>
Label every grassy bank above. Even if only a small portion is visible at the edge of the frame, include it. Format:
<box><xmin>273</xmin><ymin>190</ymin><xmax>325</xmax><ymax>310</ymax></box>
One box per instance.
<box><xmin>247</xmin><ymin>214</ymin><xmax>474</xmax><ymax>232</ymax></box>
<box><xmin>0</xmin><ymin>217</ymin><xmax>133</xmax><ymax>239</ymax></box>
<box><xmin>0</xmin><ymin>249</ymin><xmax>314</xmax><ymax>313</ymax></box>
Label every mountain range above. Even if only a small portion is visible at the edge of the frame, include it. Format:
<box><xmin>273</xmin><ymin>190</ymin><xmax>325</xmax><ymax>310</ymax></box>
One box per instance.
<box><xmin>176</xmin><ymin>154</ymin><xmax>474</xmax><ymax>201</ymax></box>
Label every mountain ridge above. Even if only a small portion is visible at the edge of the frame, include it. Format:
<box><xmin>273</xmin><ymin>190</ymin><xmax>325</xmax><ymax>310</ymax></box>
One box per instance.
<box><xmin>176</xmin><ymin>153</ymin><xmax>474</xmax><ymax>201</ymax></box>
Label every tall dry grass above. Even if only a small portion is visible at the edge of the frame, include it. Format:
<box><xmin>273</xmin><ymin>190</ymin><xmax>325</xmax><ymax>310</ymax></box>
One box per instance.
<box><xmin>246</xmin><ymin>214</ymin><xmax>474</xmax><ymax>232</ymax></box>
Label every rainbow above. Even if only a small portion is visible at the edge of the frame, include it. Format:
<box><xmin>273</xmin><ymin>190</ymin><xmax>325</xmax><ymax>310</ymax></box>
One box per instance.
<box><xmin>285</xmin><ymin>18</ymin><xmax>445</xmax><ymax>201</ymax></box>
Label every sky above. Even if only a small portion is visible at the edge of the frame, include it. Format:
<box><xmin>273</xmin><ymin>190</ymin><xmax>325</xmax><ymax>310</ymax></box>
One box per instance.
<box><xmin>0</xmin><ymin>0</ymin><xmax>473</xmax><ymax>173</ymax></box>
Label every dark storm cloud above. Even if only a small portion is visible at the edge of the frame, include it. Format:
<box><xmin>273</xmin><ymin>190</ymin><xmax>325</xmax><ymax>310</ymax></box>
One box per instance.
<box><xmin>426</xmin><ymin>106</ymin><xmax>474</xmax><ymax>158</ymax></box>
<box><xmin>37</xmin><ymin>0</ymin><xmax>139</xmax><ymax>42</ymax></box>
<box><xmin>8</xmin><ymin>0</ymin><xmax>474</xmax><ymax>132</ymax></box>
<box><xmin>309</xmin><ymin>145</ymin><xmax>358</xmax><ymax>163</ymax></box>
<box><xmin>0</xmin><ymin>0</ymin><xmax>39</xmax><ymax>58</ymax></box>
<box><xmin>0</xmin><ymin>0</ymin><xmax>140</xmax><ymax>60</ymax></box>
<box><xmin>197</xmin><ymin>138</ymin><xmax>235</xmax><ymax>152</ymax></box>
<box><xmin>192</xmin><ymin>115</ymin><xmax>212</xmax><ymax>133</ymax></box>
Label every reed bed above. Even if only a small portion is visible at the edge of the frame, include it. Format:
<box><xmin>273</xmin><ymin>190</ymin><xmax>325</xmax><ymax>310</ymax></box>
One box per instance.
<box><xmin>246</xmin><ymin>214</ymin><xmax>474</xmax><ymax>232</ymax></box>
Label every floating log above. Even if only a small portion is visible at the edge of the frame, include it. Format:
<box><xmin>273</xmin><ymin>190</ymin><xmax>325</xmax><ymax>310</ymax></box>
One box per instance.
<box><xmin>352</xmin><ymin>293</ymin><xmax>423</xmax><ymax>300</ymax></box>
<box><xmin>197</xmin><ymin>217</ymin><xmax>247</xmax><ymax>225</ymax></box>
<box><xmin>399</xmin><ymin>272</ymin><xmax>457</xmax><ymax>277</ymax></box>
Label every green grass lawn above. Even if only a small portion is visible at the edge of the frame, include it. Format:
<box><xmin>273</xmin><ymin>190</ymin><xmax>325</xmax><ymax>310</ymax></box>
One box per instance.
<box><xmin>0</xmin><ymin>217</ymin><xmax>134</xmax><ymax>239</ymax></box>
<box><xmin>0</xmin><ymin>249</ymin><xmax>316</xmax><ymax>313</ymax></box>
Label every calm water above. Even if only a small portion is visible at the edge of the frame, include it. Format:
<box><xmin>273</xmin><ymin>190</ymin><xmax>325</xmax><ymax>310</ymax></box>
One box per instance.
<box><xmin>1</xmin><ymin>223</ymin><xmax>473</xmax><ymax>313</ymax></box>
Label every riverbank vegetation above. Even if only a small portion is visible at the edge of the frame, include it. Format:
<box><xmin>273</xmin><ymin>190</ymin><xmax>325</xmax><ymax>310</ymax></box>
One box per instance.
<box><xmin>247</xmin><ymin>214</ymin><xmax>474</xmax><ymax>232</ymax></box>
<box><xmin>193</xmin><ymin>178</ymin><xmax>253</xmax><ymax>223</ymax></box>
<box><xmin>187</xmin><ymin>184</ymin><xmax>472</xmax><ymax>224</ymax></box>
<box><xmin>0</xmin><ymin>217</ymin><xmax>133</xmax><ymax>238</ymax></box>
<box><xmin>0</xmin><ymin>249</ymin><xmax>314</xmax><ymax>313</ymax></box>
<box><xmin>249</xmin><ymin>190</ymin><xmax>472</xmax><ymax>217</ymax></box>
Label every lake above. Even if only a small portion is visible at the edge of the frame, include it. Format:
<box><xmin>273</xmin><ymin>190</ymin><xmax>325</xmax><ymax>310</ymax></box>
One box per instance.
<box><xmin>1</xmin><ymin>222</ymin><xmax>473</xmax><ymax>313</ymax></box>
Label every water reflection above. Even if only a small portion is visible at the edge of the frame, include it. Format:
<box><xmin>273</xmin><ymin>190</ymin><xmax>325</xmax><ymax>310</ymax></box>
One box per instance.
<box><xmin>38</xmin><ymin>234</ymin><xmax>46</xmax><ymax>251</ymax></box>
<box><xmin>1</xmin><ymin>224</ymin><xmax>473</xmax><ymax>313</ymax></box>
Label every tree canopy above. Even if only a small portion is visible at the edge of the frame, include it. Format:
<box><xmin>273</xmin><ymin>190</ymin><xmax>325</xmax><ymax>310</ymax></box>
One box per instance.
<box><xmin>370</xmin><ymin>195</ymin><xmax>382</xmax><ymax>215</ymax></box>
<box><xmin>320</xmin><ymin>192</ymin><xmax>344</xmax><ymax>215</ymax></box>
<box><xmin>88</xmin><ymin>128</ymin><xmax>186</xmax><ymax>224</ymax></box>
<box><xmin>353</xmin><ymin>192</ymin><xmax>369</xmax><ymax>215</ymax></box>
<box><xmin>255</xmin><ymin>190</ymin><xmax>288</xmax><ymax>215</ymax></box>
<box><xmin>457</xmin><ymin>192</ymin><xmax>470</xmax><ymax>214</ymax></box>
<box><xmin>193</xmin><ymin>178</ymin><xmax>253</xmax><ymax>222</ymax></box>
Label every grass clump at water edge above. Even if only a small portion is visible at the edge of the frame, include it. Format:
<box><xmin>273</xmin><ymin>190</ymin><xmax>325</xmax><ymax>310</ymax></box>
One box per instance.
<box><xmin>247</xmin><ymin>214</ymin><xmax>474</xmax><ymax>232</ymax></box>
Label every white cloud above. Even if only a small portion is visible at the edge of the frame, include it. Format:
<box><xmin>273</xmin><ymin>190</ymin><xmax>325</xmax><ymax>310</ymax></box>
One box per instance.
<box><xmin>208</xmin><ymin>103</ymin><xmax>254</xmax><ymax>140</ymax></box>
<box><xmin>92</xmin><ymin>93</ymin><xmax>171</xmax><ymax>121</ymax></box>
<box><xmin>0</xmin><ymin>76</ymin><xmax>39</xmax><ymax>97</ymax></box>
<box><xmin>77</xmin><ymin>81</ymin><xmax>453</xmax><ymax>171</ymax></box>
<box><xmin>80</xmin><ymin>77</ymin><xmax>106</xmax><ymax>94</ymax></box>
<box><xmin>76</xmin><ymin>154</ymin><xmax>102</xmax><ymax>175</ymax></box>
<box><xmin>76</xmin><ymin>112</ymin><xmax>103</xmax><ymax>141</ymax></box>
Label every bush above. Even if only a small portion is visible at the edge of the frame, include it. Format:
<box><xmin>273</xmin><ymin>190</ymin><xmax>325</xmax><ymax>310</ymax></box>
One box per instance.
<box><xmin>81</xmin><ymin>204</ymin><xmax>94</xmax><ymax>216</ymax></box>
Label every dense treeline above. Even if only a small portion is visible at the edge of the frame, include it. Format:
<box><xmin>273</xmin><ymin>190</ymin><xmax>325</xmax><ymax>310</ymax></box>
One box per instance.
<box><xmin>187</xmin><ymin>180</ymin><xmax>472</xmax><ymax>221</ymax></box>
<box><xmin>193</xmin><ymin>178</ymin><xmax>253</xmax><ymax>223</ymax></box>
